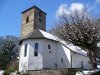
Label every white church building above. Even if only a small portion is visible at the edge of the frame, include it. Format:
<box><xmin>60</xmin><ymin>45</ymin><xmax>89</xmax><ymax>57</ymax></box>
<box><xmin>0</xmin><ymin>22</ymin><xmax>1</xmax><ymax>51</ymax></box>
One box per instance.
<box><xmin>19</xmin><ymin>6</ymin><xmax>91</xmax><ymax>72</ymax></box>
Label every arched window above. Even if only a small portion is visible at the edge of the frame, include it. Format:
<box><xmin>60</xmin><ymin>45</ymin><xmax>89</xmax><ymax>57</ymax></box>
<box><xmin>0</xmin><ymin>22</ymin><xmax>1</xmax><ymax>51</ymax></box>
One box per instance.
<box><xmin>24</xmin><ymin>44</ymin><xmax>27</xmax><ymax>57</ymax></box>
<box><xmin>26</xmin><ymin>16</ymin><xmax>29</xmax><ymax>23</ymax></box>
<box><xmin>34</xmin><ymin>43</ymin><xmax>38</xmax><ymax>56</ymax></box>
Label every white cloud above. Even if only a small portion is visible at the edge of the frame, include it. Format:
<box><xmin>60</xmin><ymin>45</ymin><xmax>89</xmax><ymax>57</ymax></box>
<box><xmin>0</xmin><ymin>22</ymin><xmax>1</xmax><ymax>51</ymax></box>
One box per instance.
<box><xmin>70</xmin><ymin>3</ymin><xmax>84</xmax><ymax>12</ymax></box>
<box><xmin>56</xmin><ymin>3</ymin><xmax>85</xmax><ymax>17</ymax></box>
<box><xmin>56</xmin><ymin>4</ymin><xmax>70</xmax><ymax>16</ymax></box>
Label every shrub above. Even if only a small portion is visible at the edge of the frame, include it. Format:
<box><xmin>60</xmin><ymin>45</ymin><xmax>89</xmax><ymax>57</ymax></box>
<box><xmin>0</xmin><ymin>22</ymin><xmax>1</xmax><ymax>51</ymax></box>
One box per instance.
<box><xmin>7</xmin><ymin>66</ymin><xmax>16</xmax><ymax>72</ymax></box>
<box><xmin>3</xmin><ymin>71</ymin><xmax>9</xmax><ymax>75</ymax></box>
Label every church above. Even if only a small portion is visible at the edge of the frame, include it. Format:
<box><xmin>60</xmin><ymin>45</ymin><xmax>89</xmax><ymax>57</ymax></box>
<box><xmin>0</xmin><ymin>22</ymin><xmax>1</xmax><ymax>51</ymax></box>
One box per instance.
<box><xmin>19</xmin><ymin>6</ymin><xmax>91</xmax><ymax>72</ymax></box>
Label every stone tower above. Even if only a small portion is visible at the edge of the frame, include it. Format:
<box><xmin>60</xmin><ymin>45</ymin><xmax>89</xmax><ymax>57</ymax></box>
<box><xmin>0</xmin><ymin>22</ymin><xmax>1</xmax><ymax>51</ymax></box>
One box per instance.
<box><xmin>21</xmin><ymin>6</ymin><xmax>46</xmax><ymax>38</ymax></box>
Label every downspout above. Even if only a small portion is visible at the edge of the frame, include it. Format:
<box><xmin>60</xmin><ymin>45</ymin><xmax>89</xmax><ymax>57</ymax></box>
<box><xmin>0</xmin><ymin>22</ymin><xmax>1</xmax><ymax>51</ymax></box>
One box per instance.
<box><xmin>60</xmin><ymin>43</ymin><xmax>76</xmax><ymax>68</ymax></box>
<box><xmin>70</xmin><ymin>52</ymin><xmax>76</xmax><ymax>68</ymax></box>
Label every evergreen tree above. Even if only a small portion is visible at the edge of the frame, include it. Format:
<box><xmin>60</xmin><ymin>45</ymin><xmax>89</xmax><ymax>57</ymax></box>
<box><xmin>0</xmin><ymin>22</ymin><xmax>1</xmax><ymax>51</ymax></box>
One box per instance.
<box><xmin>0</xmin><ymin>35</ymin><xmax>19</xmax><ymax>70</ymax></box>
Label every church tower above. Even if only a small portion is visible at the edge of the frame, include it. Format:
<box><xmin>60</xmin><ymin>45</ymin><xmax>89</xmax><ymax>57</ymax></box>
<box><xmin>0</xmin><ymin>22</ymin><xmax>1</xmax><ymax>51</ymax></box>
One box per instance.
<box><xmin>21</xmin><ymin>6</ymin><xmax>46</xmax><ymax>38</ymax></box>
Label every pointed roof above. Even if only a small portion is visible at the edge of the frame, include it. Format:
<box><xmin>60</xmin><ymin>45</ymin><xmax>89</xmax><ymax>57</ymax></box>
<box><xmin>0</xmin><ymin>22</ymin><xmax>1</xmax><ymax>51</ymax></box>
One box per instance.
<box><xmin>21</xmin><ymin>29</ymin><xmax>44</xmax><ymax>39</ymax></box>
<box><xmin>22</xmin><ymin>6</ymin><xmax>47</xmax><ymax>15</ymax></box>
<box><xmin>19</xmin><ymin>29</ymin><xmax>58</xmax><ymax>44</ymax></box>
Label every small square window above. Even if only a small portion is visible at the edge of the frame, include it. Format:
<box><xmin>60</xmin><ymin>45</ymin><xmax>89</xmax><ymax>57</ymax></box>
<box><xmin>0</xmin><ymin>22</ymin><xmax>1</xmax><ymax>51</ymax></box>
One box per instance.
<box><xmin>49</xmin><ymin>51</ymin><xmax>51</xmax><ymax>53</ymax></box>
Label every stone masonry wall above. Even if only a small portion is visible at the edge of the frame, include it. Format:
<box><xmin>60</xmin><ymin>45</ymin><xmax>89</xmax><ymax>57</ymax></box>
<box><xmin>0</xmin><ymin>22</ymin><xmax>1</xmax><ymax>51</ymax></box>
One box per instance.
<box><xmin>28</xmin><ymin>69</ymin><xmax>63</xmax><ymax>75</ymax></box>
<box><xmin>27</xmin><ymin>69</ymin><xmax>79</xmax><ymax>75</ymax></box>
<box><xmin>21</xmin><ymin>8</ymin><xmax>34</xmax><ymax>38</ymax></box>
<box><xmin>20</xmin><ymin>7</ymin><xmax>46</xmax><ymax>38</ymax></box>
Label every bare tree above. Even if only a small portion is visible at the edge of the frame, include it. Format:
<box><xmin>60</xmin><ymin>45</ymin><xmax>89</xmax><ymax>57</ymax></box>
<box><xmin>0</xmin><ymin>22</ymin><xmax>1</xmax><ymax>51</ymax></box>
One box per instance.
<box><xmin>50</xmin><ymin>10</ymin><xmax>100</xmax><ymax>69</ymax></box>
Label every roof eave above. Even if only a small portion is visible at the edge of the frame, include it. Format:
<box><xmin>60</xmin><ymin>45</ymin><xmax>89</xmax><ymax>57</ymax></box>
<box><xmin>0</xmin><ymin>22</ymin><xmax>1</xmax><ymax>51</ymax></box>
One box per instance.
<box><xmin>22</xmin><ymin>6</ymin><xmax>47</xmax><ymax>15</ymax></box>
<box><xmin>19</xmin><ymin>37</ymin><xmax>58</xmax><ymax>45</ymax></box>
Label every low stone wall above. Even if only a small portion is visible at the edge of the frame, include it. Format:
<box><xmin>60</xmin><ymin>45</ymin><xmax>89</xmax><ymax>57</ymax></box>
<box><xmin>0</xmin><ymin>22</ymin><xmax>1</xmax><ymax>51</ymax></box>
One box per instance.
<box><xmin>28</xmin><ymin>68</ymin><xmax>79</xmax><ymax>75</ymax></box>
<box><xmin>28</xmin><ymin>69</ymin><xmax>62</xmax><ymax>75</ymax></box>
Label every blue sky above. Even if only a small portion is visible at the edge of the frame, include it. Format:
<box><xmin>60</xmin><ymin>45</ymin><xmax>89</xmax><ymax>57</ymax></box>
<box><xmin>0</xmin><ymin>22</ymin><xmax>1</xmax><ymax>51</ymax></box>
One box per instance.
<box><xmin>0</xmin><ymin>0</ymin><xmax>100</xmax><ymax>37</ymax></box>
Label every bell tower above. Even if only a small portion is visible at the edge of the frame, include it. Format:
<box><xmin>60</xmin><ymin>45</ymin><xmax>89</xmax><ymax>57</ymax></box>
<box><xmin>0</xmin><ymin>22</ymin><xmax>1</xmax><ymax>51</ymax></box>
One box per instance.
<box><xmin>21</xmin><ymin>6</ymin><xmax>46</xmax><ymax>38</ymax></box>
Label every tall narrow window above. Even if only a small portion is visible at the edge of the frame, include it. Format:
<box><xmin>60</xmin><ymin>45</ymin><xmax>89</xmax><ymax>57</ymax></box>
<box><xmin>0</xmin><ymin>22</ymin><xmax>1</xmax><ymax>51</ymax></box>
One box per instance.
<box><xmin>26</xmin><ymin>16</ymin><xmax>29</xmax><ymax>23</ymax></box>
<box><xmin>34</xmin><ymin>43</ymin><xmax>38</xmax><ymax>56</ymax></box>
<box><xmin>81</xmin><ymin>61</ymin><xmax>83</xmax><ymax>68</ymax></box>
<box><xmin>48</xmin><ymin>45</ymin><xmax>51</xmax><ymax>53</ymax></box>
<box><xmin>39</xmin><ymin>18</ymin><xmax>42</xmax><ymax>23</ymax></box>
<box><xmin>38</xmin><ymin>11</ymin><xmax>42</xmax><ymax>23</ymax></box>
<box><xmin>48</xmin><ymin>45</ymin><xmax>51</xmax><ymax>49</ymax></box>
<box><xmin>61</xmin><ymin>58</ymin><xmax>63</xmax><ymax>63</ymax></box>
<box><xmin>38</xmin><ymin>11</ymin><xmax>42</xmax><ymax>17</ymax></box>
<box><xmin>24</xmin><ymin>44</ymin><xmax>27</xmax><ymax>57</ymax></box>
